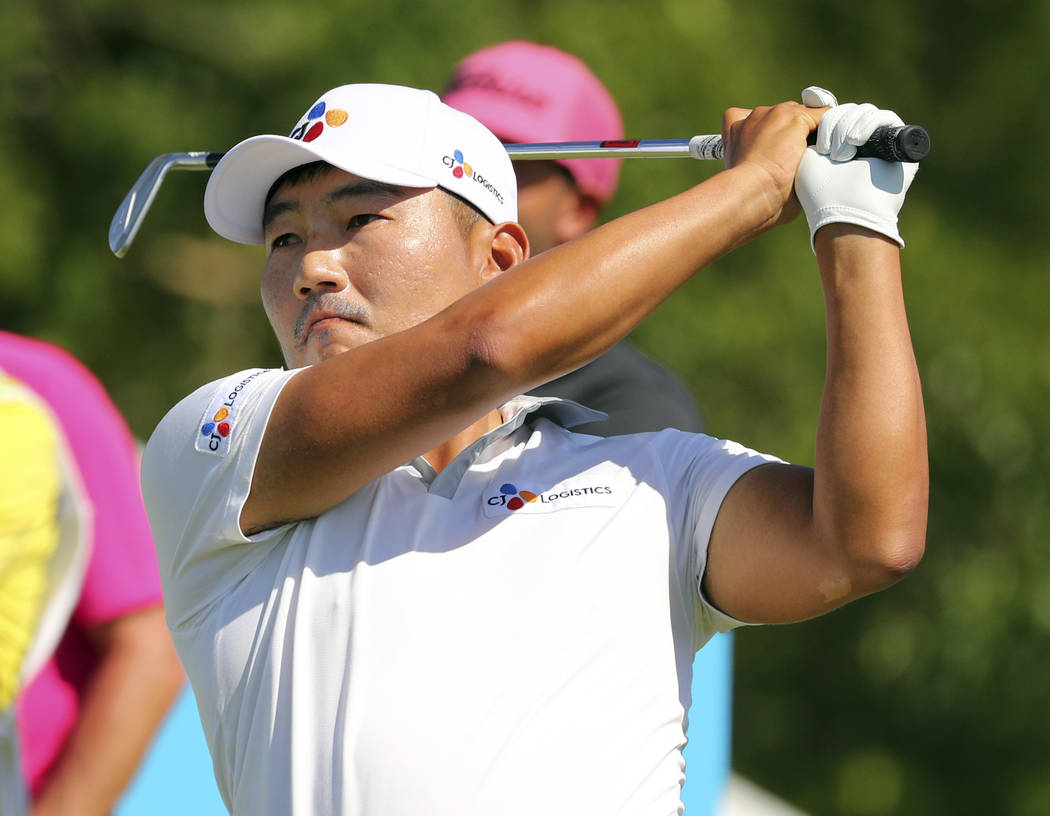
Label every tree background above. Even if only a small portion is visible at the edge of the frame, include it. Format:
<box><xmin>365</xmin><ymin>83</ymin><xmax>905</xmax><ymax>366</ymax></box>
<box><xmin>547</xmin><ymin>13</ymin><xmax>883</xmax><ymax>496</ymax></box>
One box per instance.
<box><xmin>3</xmin><ymin>1</ymin><xmax>1048</xmax><ymax>813</ymax></box>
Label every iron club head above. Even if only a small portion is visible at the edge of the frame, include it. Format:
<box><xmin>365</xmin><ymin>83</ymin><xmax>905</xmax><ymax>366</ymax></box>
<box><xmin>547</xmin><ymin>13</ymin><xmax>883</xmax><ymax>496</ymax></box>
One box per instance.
<box><xmin>108</xmin><ymin>152</ymin><xmax>222</xmax><ymax>258</ymax></box>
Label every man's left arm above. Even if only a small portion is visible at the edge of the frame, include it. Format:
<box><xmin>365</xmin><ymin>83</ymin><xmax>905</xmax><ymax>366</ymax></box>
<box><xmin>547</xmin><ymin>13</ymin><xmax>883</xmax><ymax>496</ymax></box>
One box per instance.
<box><xmin>704</xmin><ymin>227</ymin><xmax>926</xmax><ymax>623</ymax></box>
<box><xmin>702</xmin><ymin>97</ymin><xmax>928</xmax><ymax>624</ymax></box>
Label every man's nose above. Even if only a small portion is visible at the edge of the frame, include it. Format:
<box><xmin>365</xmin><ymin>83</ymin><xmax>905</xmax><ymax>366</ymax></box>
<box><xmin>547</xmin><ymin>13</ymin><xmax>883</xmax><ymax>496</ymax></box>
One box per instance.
<box><xmin>294</xmin><ymin>247</ymin><xmax>351</xmax><ymax>300</ymax></box>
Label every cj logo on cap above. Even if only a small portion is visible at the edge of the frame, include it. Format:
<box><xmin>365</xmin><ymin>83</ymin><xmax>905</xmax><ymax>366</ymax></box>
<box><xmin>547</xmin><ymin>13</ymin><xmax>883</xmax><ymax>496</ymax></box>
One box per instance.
<box><xmin>443</xmin><ymin>149</ymin><xmax>505</xmax><ymax>206</ymax></box>
<box><xmin>290</xmin><ymin>100</ymin><xmax>349</xmax><ymax>143</ymax></box>
<box><xmin>446</xmin><ymin>149</ymin><xmax>473</xmax><ymax>179</ymax></box>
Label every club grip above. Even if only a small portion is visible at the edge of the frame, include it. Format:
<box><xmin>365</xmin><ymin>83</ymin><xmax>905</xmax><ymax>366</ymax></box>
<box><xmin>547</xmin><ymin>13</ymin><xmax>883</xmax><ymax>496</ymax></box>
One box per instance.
<box><xmin>855</xmin><ymin>124</ymin><xmax>930</xmax><ymax>162</ymax></box>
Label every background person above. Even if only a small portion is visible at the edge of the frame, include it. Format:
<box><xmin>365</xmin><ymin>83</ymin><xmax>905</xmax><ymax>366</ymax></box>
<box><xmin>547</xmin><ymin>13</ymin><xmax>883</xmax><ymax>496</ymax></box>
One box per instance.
<box><xmin>0</xmin><ymin>373</ymin><xmax>90</xmax><ymax>816</ymax></box>
<box><xmin>441</xmin><ymin>41</ymin><xmax>731</xmax><ymax>812</ymax></box>
<box><xmin>0</xmin><ymin>331</ymin><xmax>185</xmax><ymax>816</ymax></box>
<box><xmin>141</xmin><ymin>82</ymin><xmax>926</xmax><ymax>816</ymax></box>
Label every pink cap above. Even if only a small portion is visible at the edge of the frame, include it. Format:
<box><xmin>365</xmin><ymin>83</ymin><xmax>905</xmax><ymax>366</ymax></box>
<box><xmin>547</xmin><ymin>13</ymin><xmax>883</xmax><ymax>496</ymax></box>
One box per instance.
<box><xmin>442</xmin><ymin>41</ymin><xmax>624</xmax><ymax>205</ymax></box>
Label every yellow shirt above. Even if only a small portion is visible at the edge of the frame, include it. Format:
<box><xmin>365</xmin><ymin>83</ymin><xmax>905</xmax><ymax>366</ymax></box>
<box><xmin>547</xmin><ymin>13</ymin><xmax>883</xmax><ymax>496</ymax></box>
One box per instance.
<box><xmin>0</xmin><ymin>376</ymin><xmax>65</xmax><ymax>710</ymax></box>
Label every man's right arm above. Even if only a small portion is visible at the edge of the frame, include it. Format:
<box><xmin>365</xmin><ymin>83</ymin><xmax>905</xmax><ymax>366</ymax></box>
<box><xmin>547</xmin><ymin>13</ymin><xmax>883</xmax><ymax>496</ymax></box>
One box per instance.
<box><xmin>241</xmin><ymin>103</ymin><xmax>821</xmax><ymax>533</ymax></box>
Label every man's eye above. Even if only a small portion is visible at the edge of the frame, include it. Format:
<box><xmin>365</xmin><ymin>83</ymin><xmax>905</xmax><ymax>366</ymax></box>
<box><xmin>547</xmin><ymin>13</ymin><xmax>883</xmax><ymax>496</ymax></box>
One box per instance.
<box><xmin>347</xmin><ymin>213</ymin><xmax>381</xmax><ymax>229</ymax></box>
<box><xmin>270</xmin><ymin>233</ymin><xmax>299</xmax><ymax>250</ymax></box>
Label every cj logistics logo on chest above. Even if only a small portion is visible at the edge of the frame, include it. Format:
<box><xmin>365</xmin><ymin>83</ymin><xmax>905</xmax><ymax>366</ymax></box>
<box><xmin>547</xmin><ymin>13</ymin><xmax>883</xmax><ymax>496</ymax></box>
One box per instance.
<box><xmin>486</xmin><ymin>482</ymin><xmax>614</xmax><ymax>512</ymax></box>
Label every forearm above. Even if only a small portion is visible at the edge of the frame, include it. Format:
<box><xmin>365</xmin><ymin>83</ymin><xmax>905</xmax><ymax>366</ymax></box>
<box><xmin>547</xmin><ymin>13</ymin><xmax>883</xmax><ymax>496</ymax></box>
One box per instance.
<box><xmin>32</xmin><ymin>608</ymin><xmax>184</xmax><ymax>816</ymax></box>
<box><xmin>473</xmin><ymin>162</ymin><xmax>783</xmax><ymax>388</ymax></box>
<box><xmin>812</xmin><ymin>224</ymin><xmax>928</xmax><ymax>593</ymax></box>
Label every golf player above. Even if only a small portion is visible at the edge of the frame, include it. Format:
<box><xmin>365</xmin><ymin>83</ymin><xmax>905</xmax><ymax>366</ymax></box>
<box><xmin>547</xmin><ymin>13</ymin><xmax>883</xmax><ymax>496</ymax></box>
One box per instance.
<box><xmin>141</xmin><ymin>82</ymin><xmax>927</xmax><ymax>815</ymax></box>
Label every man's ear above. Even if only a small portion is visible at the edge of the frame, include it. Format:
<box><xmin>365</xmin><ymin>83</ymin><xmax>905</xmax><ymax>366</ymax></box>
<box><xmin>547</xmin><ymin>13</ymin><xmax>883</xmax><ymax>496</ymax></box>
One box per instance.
<box><xmin>481</xmin><ymin>221</ymin><xmax>529</xmax><ymax>282</ymax></box>
<box><xmin>553</xmin><ymin>193</ymin><xmax>600</xmax><ymax>246</ymax></box>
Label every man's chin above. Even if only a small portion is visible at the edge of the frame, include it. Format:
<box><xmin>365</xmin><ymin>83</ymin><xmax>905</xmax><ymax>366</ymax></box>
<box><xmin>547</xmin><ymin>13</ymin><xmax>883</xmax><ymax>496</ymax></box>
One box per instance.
<box><xmin>306</xmin><ymin>334</ymin><xmax>373</xmax><ymax>366</ymax></box>
<box><xmin>316</xmin><ymin>343</ymin><xmax>354</xmax><ymax>362</ymax></box>
<box><xmin>294</xmin><ymin>324</ymin><xmax>372</xmax><ymax>365</ymax></box>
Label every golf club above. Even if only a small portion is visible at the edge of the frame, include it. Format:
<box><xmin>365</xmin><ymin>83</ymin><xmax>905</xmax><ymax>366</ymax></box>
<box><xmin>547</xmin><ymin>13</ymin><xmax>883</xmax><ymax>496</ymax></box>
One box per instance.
<box><xmin>109</xmin><ymin>124</ymin><xmax>929</xmax><ymax>258</ymax></box>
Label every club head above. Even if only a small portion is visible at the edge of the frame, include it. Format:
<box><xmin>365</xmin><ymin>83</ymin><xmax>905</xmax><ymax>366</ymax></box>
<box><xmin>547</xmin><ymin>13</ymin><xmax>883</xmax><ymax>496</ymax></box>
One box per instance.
<box><xmin>108</xmin><ymin>152</ymin><xmax>219</xmax><ymax>257</ymax></box>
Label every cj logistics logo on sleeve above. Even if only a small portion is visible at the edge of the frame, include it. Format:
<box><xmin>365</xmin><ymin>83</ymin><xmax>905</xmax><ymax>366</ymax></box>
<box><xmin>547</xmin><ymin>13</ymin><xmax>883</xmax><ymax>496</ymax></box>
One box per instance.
<box><xmin>194</xmin><ymin>369</ymin><xmax>269</xmax><ymax>457</ymax></box>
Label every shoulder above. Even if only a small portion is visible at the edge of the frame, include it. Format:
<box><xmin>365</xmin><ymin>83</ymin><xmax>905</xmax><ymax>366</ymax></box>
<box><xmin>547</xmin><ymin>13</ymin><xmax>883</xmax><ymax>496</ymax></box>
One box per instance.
<box><xmin>598</xmin><ymin>428</ymin><xmax>781</xmax><ymax>502</ymax></box>
<box><xmin>141</xmin><ymin>368</ymin><xmax>303</xmax><ymax>625</ymax></box>
<box><xmin>143</xmin><ymin>367</ymin><xmax>294</xmax><ymax>473</ymax></box>
<box><xmin>550</xmin><ymin>426</ymin><xmax>760</xmax><ymax>485</ymax></box>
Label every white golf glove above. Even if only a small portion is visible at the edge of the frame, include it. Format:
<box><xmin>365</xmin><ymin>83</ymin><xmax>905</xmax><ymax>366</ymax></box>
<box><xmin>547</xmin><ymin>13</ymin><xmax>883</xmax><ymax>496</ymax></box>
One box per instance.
<box><xmin>795</xmin><ymin>85</ymin><xmax>919</xmax><ymax>251</ymax></box>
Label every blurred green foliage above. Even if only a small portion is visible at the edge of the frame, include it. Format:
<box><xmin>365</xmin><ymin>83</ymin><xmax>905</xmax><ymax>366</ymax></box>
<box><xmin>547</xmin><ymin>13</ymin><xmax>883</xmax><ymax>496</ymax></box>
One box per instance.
<box><xmin>3</xmin><ymin>0</ymin><xmax>1048</xmax><ymax>812</ymax></box>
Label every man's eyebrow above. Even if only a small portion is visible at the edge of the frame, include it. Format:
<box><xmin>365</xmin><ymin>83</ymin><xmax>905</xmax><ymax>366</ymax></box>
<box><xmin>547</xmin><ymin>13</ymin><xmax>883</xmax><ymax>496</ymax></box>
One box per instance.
<box><xmin>263</xmin><ymin>199</ymin><xmax>299</xmax><ymax>231</ymax></box>
<box><xmin>263</xmin><ymin>180</ymin><xmax>409</xmax><ymax>232</ymax></box>
<box><xmin>324</xmin><ymin>179</ymin><xmax>408</xmax><ymax>207</ymax></box>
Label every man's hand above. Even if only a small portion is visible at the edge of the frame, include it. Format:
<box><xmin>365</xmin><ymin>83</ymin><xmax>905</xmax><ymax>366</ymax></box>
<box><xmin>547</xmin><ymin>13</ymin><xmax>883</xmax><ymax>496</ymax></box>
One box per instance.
<box><xmin>721</xmin><ymin>100</ymin><xmax>825</xmax><ymax>227</ymax></box>
<box><xmin>795</xmin><ymin>94</ymin><xmax>919</xmax><ymax>250</ymax></box>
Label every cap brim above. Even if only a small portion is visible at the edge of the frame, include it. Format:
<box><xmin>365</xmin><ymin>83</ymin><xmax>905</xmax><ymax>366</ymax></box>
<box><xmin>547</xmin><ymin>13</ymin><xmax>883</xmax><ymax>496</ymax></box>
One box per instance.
<box><xmin>204</xmin><ymin>134</ymin><xmax>439</xmax><ymax>245</ymax></box>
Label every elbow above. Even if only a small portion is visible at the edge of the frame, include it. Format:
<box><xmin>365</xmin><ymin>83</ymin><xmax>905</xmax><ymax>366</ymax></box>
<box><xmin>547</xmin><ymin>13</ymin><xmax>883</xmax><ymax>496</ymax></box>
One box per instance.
<box><xmin>457</xmin><ymin>307</ymin><xmax>538</xmax><ymax>388</ymax></box>
<box><xmin>854</xmin><ymin>526</ymin><xmax>927</xmax><ymax>594</ymax></box>
<box><xmin>877</xmin><ymin>535</ymin><xmax>925</xmax><ymax>582</ymax></box>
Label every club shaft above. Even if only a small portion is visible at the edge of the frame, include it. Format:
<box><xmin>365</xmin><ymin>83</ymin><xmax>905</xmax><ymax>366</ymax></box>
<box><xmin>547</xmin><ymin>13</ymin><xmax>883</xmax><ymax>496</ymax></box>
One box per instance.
<box><xmin>508</xmin><ymin>124</ymin><xmax>929</xmax><ymax>163</ymax></box>
<box><xmin>110</xmin><ymin>124</ymin><xmax>928</xmax><ymax>257</ymax></box>
<box><xmin>506</xmin><ymin>139</ymin><xmax>702</xmax><ymax>160</ymax></box>
<box><xmin>189</xmin><ymin>124</ymin><xmax>928</xmax><ymax>167</ymax></box>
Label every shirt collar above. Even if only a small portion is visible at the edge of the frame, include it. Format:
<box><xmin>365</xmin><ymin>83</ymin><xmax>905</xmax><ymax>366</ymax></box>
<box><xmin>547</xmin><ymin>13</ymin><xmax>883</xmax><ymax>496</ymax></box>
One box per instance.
<box><xmin>405</xmin><ymin>396</ymin><xmax>607</xmax><ymax>495</ymax></box>
<box><xmin>498</xmin><ymin>394</ymin><xmax>607</xmax><ymax>433</ymax></box>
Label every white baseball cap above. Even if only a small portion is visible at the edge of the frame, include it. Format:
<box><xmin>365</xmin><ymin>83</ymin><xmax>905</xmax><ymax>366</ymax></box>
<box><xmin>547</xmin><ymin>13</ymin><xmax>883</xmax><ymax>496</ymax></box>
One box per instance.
<box><xmin>204</xmin><ymin>83</ymin><xmax>518</xmax><ymax>245</ymax></box>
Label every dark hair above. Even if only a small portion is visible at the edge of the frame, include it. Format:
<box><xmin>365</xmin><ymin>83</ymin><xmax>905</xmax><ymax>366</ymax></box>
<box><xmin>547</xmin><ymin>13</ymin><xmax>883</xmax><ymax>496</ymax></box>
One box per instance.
<box><xmin>263</xmin><ymin>160</ymin><xmax>490</xmax><ymax>235</ymax></box>
<box><xmin>438</xmin><ymin>186</ymin><xmax>490</xmax><ymax>232</ymax></box>
<box><xmin>264</xmin><ymin>160</ymin><xmax>333</xmax><ymax>209</ymax></box>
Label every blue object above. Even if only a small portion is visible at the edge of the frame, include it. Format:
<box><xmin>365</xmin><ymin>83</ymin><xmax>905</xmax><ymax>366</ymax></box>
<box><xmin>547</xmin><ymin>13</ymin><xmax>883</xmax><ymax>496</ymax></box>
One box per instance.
<box><xmin>115</xmin><ymin>686</ymin><xmax>227</xmax><ymax>815</ymax></box>
<box><xmin>680</xmin><ymin>632</ymin><xmax>733</xmax><ymax>815</ymax></box>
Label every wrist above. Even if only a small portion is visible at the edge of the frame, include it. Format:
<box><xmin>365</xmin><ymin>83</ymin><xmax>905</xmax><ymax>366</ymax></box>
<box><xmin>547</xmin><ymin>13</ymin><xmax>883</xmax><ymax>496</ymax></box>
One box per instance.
<box><xmin>815</xmin><ymin>224</ymin><xmax>902</xmax><ymax>290</ymax></box>
<box><xmin>720</xmin><ymin>162</ymin><xmax>794</xmax><ymax>233</ymax></box>
<box><xmin>814</xmin><ymin>223</ymin><xmax>901</xmax><ymax>252</ymax></box>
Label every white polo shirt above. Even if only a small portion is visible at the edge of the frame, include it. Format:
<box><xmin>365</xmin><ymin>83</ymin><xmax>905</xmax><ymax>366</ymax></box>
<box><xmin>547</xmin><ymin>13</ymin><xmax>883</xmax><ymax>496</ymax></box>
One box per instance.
<box><xmin>141</xmin><ymin>367</ymin><xmax>779</xmax><ymax>816</ymax></box>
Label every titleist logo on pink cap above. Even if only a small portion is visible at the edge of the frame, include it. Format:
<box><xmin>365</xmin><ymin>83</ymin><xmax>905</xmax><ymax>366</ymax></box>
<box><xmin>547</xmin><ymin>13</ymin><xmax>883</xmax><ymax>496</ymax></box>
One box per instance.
<box><xmin>445</xmin><ymin>71</ymin><xmax>548</xmax><ymax>109</ymax></box>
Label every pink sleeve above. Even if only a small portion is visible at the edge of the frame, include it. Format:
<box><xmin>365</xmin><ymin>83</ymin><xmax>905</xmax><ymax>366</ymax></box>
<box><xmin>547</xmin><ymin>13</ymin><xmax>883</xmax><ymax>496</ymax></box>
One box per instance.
<box><xmin>0</xmin><ymin>332</ymin><xmax>163</xmax><ymax>627</ymax></box>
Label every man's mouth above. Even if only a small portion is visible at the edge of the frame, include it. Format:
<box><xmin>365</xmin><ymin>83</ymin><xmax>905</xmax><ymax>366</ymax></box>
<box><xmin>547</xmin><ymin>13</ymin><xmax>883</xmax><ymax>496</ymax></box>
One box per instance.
<box><xmin>295</xmin><ymin>300</ymin><xmax>370</xmax><ymax>345</ymax></box>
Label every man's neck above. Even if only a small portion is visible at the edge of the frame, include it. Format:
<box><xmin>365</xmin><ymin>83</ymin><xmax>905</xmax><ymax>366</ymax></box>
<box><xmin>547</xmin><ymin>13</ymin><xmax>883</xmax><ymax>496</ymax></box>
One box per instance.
<box><xmin>422</xmin><ymin>409</ymin><xmax>505</xmax><ymax>473</ymax></box>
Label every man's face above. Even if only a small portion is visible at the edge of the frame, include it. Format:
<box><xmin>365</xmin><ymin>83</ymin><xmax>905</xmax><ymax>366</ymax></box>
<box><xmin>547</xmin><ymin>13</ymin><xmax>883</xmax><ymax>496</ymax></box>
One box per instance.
<box><xmin>261</xmin><ymin>167</ymin><xmax>488</xmax><ymax>368</ymax></box>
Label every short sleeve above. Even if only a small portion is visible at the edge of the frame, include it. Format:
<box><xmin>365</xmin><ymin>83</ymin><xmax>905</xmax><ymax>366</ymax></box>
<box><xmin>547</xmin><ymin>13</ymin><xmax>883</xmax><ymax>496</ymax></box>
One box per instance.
<box><xmin>648</xmin><ymin>430</ymin><xmax>783</xmax><ymax>643</ymax></box>
<box><xmin>141</xmin><ymin>367</ymin><xmax>301</xmax><ymax>630</ymax></box>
